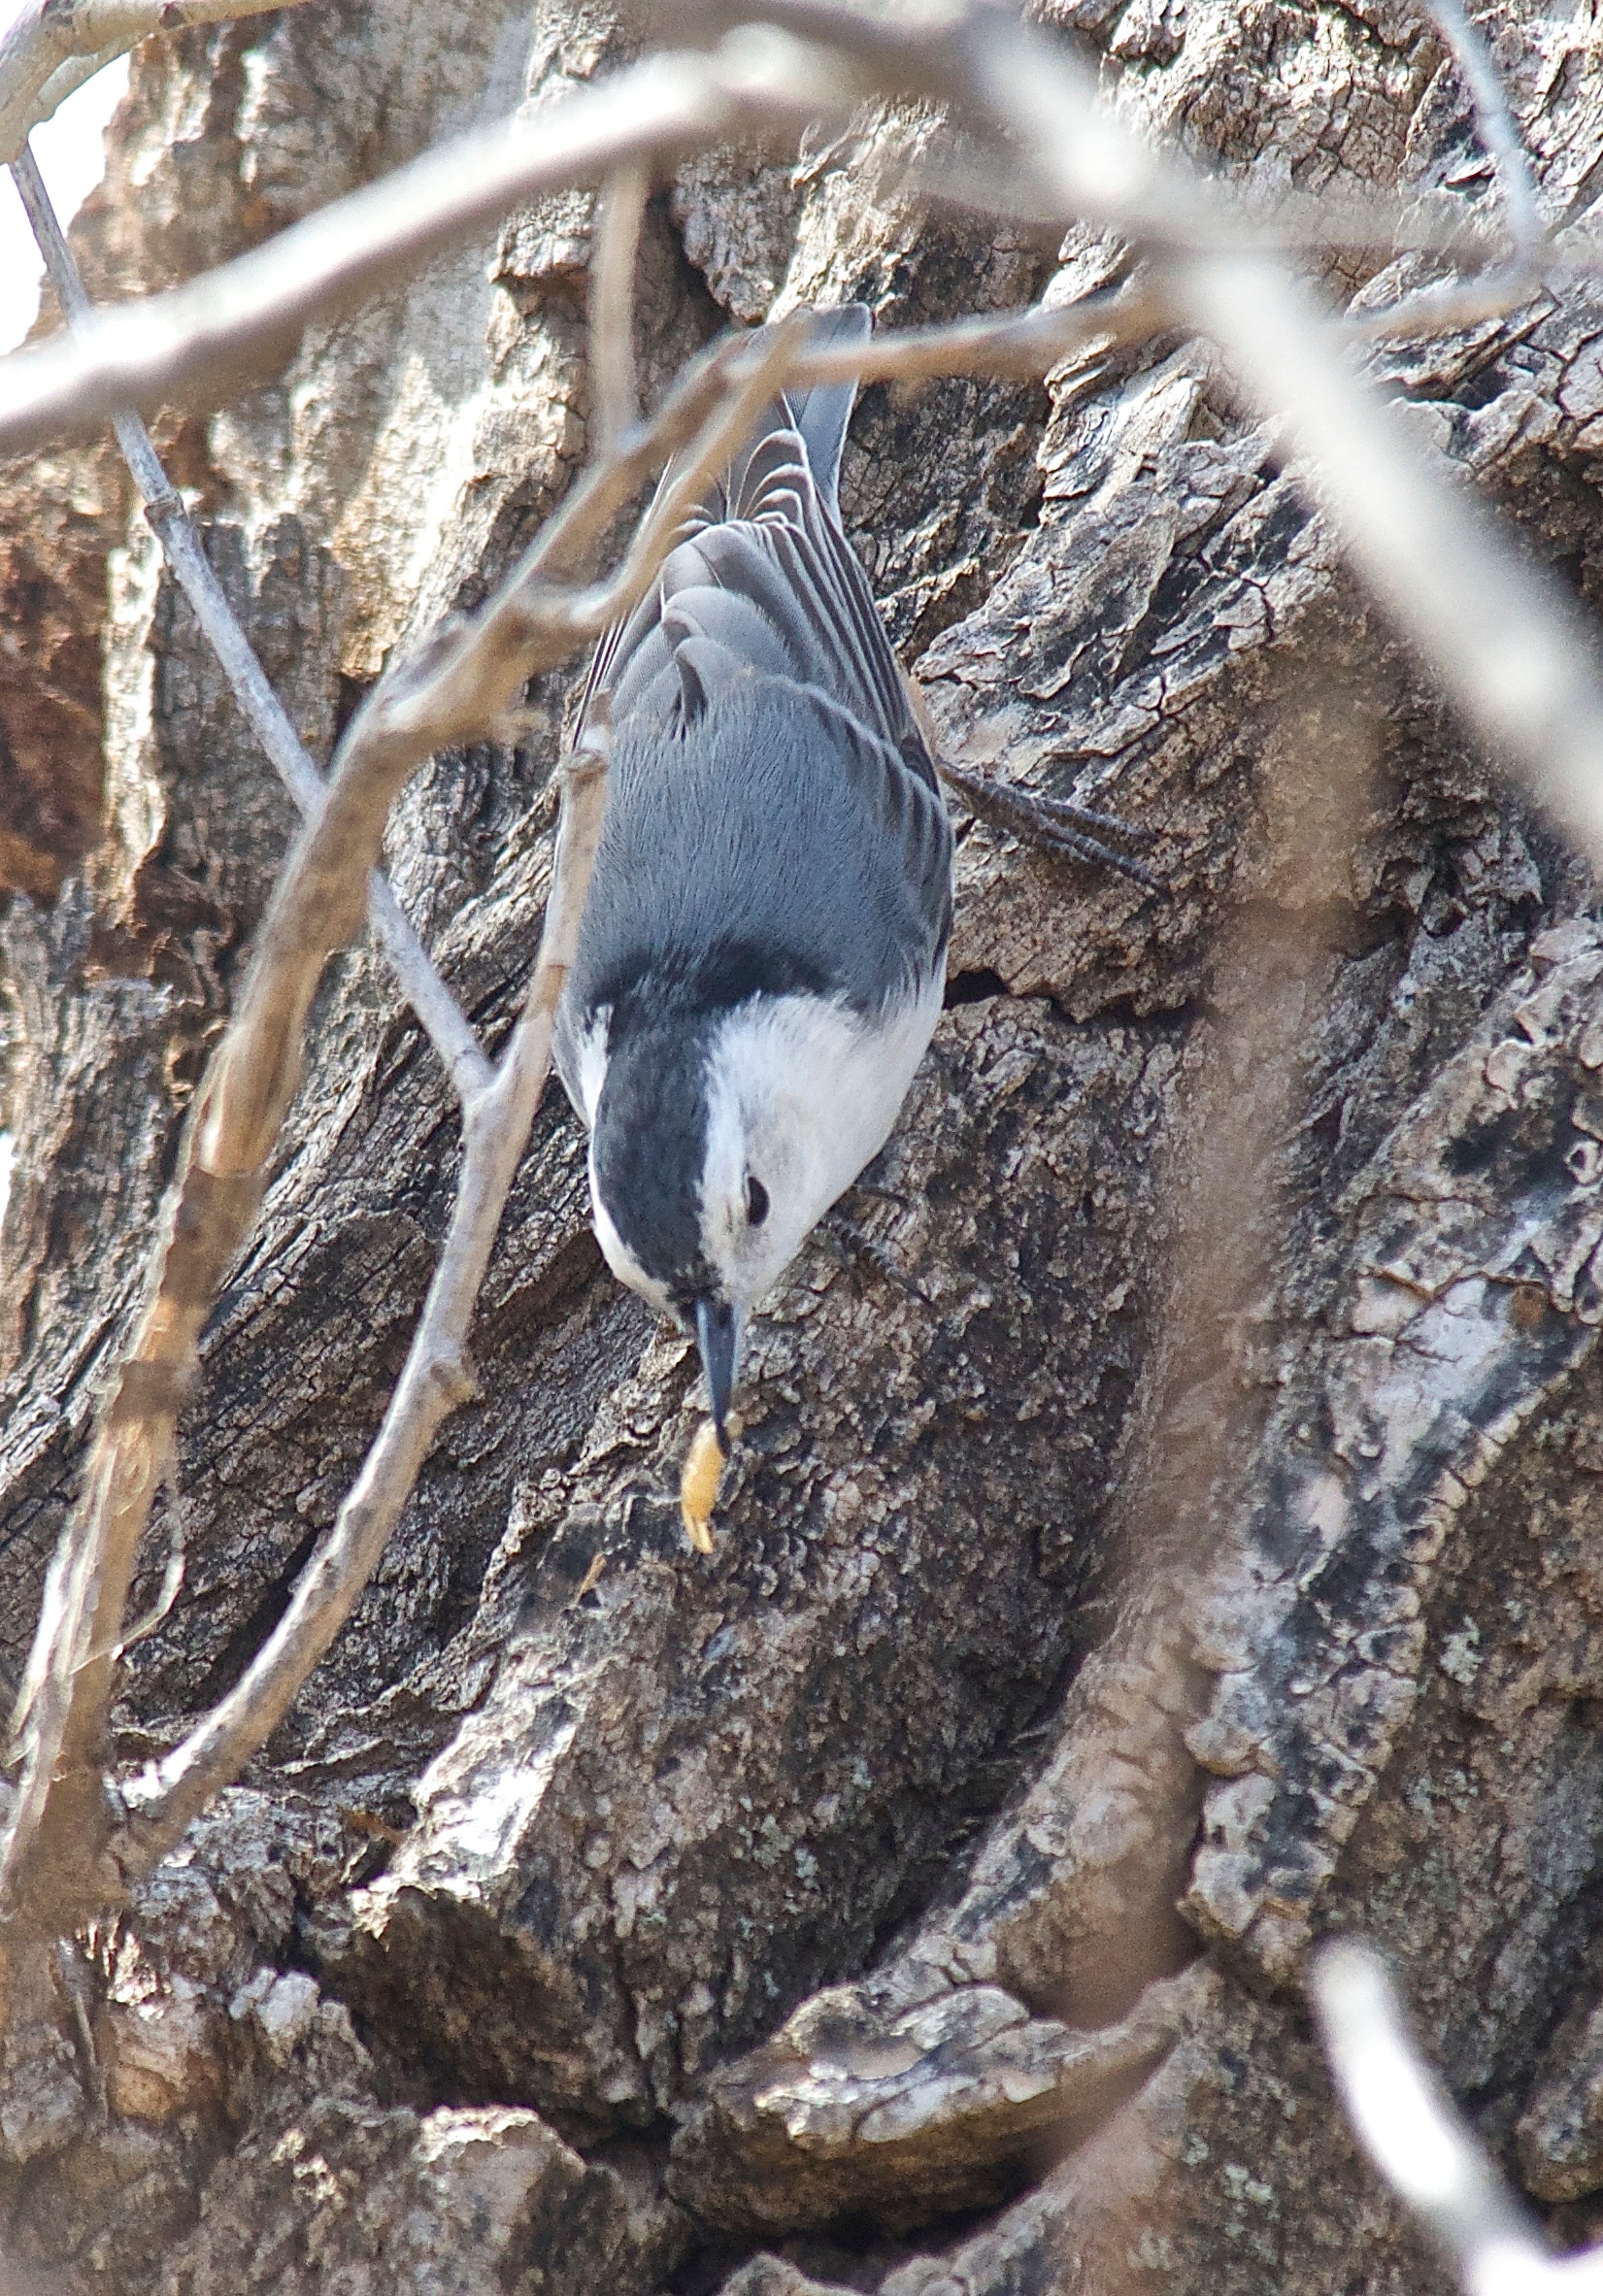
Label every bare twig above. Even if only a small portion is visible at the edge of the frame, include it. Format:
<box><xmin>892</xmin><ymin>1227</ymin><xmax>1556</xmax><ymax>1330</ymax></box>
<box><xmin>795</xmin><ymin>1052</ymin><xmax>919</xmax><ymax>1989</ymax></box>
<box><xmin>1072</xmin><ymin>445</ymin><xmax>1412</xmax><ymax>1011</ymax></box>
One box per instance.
<box><xmin>109</xmin><ymin>1505</ymin><xmax>184</xmax><ymax>1658</ymax></box>
<box><xmin>115</xmin><ymin>709</ymin><xmax>615</xmax><ymax>1872</ymax></box>
<box><xmin>1173</xmin><ymin>242</ymin><xmax>1603</xmax><ymax>865</ymax></box>
<box><xmin>589</xmin><ymin>161</ymin><xmax>650</xmax><ymax>455</ymax></box>
<box><xmin>1418</xmin><ymin>0</ymin><xmax>1548</xmax><ymax>267</ymax></box>
<box><xmin>1347</xmin><ymin>264</ymin><xmax>1548</xmax><ymax>342</ymax></box>
<box><xmin>0</xmin><ymin>20</ymin><xmax>1552</xmax><ymax>475</ymax></box>
<box><xmin>109</xmin><ymin>328</ymin><xmax>815</xmax><ymax>1877</ymax></box>
<box><xmin>911</xmin><ymin>145</ymin><xmax>1521</xmax><ymax>263</ymax></box>
<box><xmin>9</xmin><ymin>143</ymin><xmax>491</xmax><ymax>1105</ymax></box>
<box><xmin>0</xmin><ymin>0</ymin><xmax>315</xmax><ymax>162</ymax></box>
<box><xmin>1312</xmin><ymin>1940</ymin><xmax>1603</xmax><ymax>2295</ymax></box>
<box><xmin>0</xmin><ymin>314</ymin><xmax>811</xmax><ymax>1930</ymax></box>
<box><xmin>0</xmin><ymin>20</ymin><xmax>1563</xmax><ymax>471</ymax></box>
<box><xmin>1355</xmin><ymin>0</ymin><xmax>1554</xmax><ymax>371</ymax></box>
<box><xmin>794</xmin><ymin>279</ymin><xmax>1174</xmax><ymax>379</ymax></box>
<box><xmin>0</xmin><ymin>37</ymin><xmax>843</xmax><ymax>458</ymax></box>
<box><xmin>3</xmin><ymin>0</ymin><xmax>1599</xmax><ymax>1987</ymax></box>
<box><xmin>698</xmin><ymin>0</ymin><xmax>1603</xmax><ymax>879</ymax></box>
<box><xmin>794</xmin><ymin>264</ymin><xmax>1533</xmax><ymax>369</ymax></box>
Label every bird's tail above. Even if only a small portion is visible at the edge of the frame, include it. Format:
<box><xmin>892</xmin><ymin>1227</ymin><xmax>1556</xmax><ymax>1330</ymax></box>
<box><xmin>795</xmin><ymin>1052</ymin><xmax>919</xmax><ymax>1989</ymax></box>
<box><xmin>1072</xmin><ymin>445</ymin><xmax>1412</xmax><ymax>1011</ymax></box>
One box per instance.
<box><xmin>576</xmin><ymin>305</ymin><xmax>873</xmax><ymax>735</ymax></box>
<box><xmin>774</xmin><ymin>303</ymin><xmax>871</xmax><ymax>516</ymax></box>
<box><xmin>718</xmin><ymin>302</ymin><xmax>870</xmax><ymax>523</ymax></box>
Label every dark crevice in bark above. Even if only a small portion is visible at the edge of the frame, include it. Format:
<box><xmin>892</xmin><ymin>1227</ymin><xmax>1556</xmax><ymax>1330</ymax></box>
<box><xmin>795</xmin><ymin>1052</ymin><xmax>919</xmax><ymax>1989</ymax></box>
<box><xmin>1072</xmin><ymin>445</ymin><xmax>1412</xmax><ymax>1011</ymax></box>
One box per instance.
<box><xmin>943</xmin><ymin>966</ymin><xmax>1011</xmax><ymax>1006</ymax></box>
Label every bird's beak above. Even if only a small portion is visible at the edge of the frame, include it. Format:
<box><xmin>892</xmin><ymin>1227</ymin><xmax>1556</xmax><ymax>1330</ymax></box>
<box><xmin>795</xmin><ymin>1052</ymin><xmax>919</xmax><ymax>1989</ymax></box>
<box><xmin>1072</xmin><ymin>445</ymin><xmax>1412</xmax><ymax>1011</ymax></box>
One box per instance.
<box><xmin>694</xmin><ymin>1296</ymin><xmax>743</xmax><ymax>1455</ymax></box>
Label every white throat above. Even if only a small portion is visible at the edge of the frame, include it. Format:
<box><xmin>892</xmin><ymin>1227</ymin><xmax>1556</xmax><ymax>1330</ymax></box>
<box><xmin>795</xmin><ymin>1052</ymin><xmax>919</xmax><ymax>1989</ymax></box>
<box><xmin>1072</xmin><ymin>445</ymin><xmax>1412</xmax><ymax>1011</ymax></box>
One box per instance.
<box><xmin>697</xmin><ymin>978</ymin><xmax>945</xmax><ymax>1308</ymax></box>
<box><xmin>572</xmin><ymin>977</ymin><xmax>945</xmax><ymax>1321</ymax></box>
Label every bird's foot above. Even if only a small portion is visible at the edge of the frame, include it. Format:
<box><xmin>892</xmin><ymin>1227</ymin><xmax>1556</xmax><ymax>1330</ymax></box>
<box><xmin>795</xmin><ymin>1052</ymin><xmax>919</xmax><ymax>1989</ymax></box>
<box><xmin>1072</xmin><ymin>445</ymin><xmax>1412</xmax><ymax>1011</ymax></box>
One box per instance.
<box><xmin>936</xmin><ymin>754</ymin><xmax>1166</xmax><ymax>894</ymax></box>
<box><xmin>819</xmin><ymin>1205</ymin><xmax>931</xmax><ymax>1308</ymax></box>
<box><xmin>842</xmin><ymin>1157</ymin><xmax>912</xmax><ymax>1215</ymax></box>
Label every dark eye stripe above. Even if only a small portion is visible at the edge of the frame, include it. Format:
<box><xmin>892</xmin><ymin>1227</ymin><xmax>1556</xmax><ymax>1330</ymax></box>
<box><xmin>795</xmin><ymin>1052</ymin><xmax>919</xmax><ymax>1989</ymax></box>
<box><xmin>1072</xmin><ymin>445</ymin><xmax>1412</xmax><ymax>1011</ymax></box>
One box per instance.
<box><xmin>746</xmin><ymin>1175</ymin><xmax>770</xmax><ymax>1226</ymax></box>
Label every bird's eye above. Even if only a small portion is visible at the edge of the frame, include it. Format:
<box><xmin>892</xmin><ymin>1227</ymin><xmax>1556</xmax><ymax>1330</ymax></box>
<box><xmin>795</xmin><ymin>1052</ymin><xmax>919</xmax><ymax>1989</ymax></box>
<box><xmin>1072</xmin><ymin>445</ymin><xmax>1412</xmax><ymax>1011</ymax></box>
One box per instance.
<box><xmin>746</xmin><ymin>1174</ymin><xmax>770</xmax><ymax>1227</ymax></box>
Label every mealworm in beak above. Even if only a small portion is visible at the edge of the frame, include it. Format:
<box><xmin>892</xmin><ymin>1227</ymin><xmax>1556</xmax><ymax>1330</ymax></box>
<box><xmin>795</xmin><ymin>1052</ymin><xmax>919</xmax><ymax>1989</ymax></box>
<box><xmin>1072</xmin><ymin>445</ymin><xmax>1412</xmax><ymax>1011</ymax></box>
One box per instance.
<box><xmin>680</xmin><ymin>1418</ymin><xmax>726</xmax><ymax>1552</ymax></box>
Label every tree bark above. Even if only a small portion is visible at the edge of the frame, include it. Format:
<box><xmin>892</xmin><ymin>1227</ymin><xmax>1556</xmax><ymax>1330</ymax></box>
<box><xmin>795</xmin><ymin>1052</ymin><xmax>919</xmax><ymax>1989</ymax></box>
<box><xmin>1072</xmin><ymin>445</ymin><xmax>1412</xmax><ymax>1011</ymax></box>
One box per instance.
<box><xmin>4</xmin><ymin>0</ymin><xmax>1603</xmax><ymax>2288</ymax></box>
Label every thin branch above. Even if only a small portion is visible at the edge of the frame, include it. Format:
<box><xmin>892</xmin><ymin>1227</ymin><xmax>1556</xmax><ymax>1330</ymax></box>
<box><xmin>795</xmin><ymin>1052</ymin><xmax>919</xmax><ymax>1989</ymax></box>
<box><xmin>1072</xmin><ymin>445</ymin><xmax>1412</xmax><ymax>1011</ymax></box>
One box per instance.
<box><xmin>1418</xmin><ymin>0</ymin><xmax>1548</xmax><ymax>268</ymax></box>
<box><xmin>105</xmin><ymin>331</ymin><xmax>808</xmax><ymax>1874</ymax></box>
<box><xmin>583</xmin><ymin>313</ymin><xmax>818</xmax><ymax>607</ymax></box>
<box><xmin>115</xmin><ymin>709</ymin><xmax>614</xmax><ymax>1873</ymax></box>
<box><xmin>110</xmin><ymin>1504</ymin><xmax>184</xmax><ymax>1658</ymax></box>
<box><xmin>1171</xmin><ymin>240</ymin><xmax>1603</xmax><ymax>866</ymax></box>
<box><xmin>783</xmin><ymin>264</ymin><xmax>1538</xmax><ymax>371</ymax></box>
<box><xmin>375</xmin><ymin>314</ymin><xmax>818</xmax><ymax>762</ymax></box>
<box><xmin>911</xmin><ymin>145</ymin><xmax>1520</xmax><ymax>263</ymax></box>
<box><xmin>7</xmin><ymin>91</ymin><xmax>1547</xmax><ymax>593</ymax></box>
<box><xmin>0</xmin><ymin>19</ymin><xmax>1555</xmax><ymax>472</ymax></box>
<box><xmin>21</xmin><ymin>45</ymin><xmax>123</xmax><ymax>136</ymax></box>
<box><xmin>10</xmin><ymin>143</ymin><xmax>491</xmax><ymax>1106</ymax></box>
<box><xmin>3</xmin><ymin>0</ymin><xmax>1599</xmax><ymax>1954</ymax></box>
<box><xmin>795</xmin><ymin>280</ymin><xmax>1174</xmax><ymax>379</ymax></box>
<box><xmin>1311</xmin><ymin>1940</ymin><xmax>1603</xmax><ymax>2295</ymax></box>
<box><xmin>107</xmin><ymin>314</ymin><xmax>813</xmax><ymax>1873</ymax></box>
<box><xmin>0</xmin><ymin>38</ymin><xmax>843</xmax><ymax>458</ymax></box>
<box><xmin>0</xmin><ymin>0</ymin><xmax>314</xmax><ymax>163</ymax></box>
<box><xmin>696</xmin><ymin>0</ymin><xmax>1603</xmax><ymax>880</ymax></box>
<box><xmin>1347</xmin><ymin>261</ymin><xmax>1549</xmax><ymax>342</ymax></box>
<box><xmin>589</xmin><ymin>161</ymin><xmax>650</xmax><ymax>456</ymax></box>
<box><xmin>0</xmin><ymin>315</ymin><xmax>811</xmax><ymax>1930</ymax></box>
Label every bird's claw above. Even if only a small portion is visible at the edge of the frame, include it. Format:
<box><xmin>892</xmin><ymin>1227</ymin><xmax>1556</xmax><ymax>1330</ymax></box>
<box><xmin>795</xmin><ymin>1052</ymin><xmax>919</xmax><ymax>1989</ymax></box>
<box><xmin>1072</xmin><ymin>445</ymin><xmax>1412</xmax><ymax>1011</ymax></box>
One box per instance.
<box><xmin>936</xmin><ymin>755</ymin><xmax>1167</xmax><ymax>895</ymax></box>
<box><xmin>820</xmin><ymin>1209</ymin><xmax>932</xmax><ymax>1308</ymax></box>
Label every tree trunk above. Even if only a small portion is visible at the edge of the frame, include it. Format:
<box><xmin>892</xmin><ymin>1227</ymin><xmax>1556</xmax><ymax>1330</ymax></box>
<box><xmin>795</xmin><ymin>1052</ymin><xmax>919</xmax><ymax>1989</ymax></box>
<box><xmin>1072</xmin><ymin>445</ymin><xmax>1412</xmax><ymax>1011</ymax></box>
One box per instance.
<box><xmin>4</xmin><ymin>1</ymin><xmax>1603</xmax><ymax>2288</ymax></box>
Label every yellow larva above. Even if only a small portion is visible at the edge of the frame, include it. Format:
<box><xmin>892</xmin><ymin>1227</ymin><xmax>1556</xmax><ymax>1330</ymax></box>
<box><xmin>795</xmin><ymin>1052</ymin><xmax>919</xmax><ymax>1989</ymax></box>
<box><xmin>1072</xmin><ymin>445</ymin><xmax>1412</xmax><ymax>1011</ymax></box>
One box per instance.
<box><xmin>680</xmin><ymin>1419</ymin><xmax>727</xmax><ymax>1553</ymax></box>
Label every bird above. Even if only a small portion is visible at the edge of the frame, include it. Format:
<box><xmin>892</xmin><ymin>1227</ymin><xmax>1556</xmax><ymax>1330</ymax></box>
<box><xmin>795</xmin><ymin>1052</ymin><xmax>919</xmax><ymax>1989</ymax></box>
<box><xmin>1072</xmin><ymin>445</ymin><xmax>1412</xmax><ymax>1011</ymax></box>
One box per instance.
<box><xmin>553</xmin><ymin>303</ymin><xmax>954</xmax><ymax>1456</ymax></box>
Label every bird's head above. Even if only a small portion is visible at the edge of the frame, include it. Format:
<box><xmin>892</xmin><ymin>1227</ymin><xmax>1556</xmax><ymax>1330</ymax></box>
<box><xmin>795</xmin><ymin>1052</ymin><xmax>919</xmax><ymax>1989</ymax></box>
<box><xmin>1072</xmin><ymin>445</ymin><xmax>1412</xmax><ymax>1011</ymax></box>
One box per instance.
<box><xmin>585</xmin><ymin>998</ymin><xmax>849</xmax><ymax>1446</ymax></box>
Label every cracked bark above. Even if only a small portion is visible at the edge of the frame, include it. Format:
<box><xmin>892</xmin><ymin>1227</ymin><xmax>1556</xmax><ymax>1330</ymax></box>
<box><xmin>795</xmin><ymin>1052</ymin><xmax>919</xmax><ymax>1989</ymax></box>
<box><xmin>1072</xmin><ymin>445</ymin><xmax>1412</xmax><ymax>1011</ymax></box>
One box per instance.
<box><xmin>7</xmin><ymin>1</ymin><xmax>1603</xmax><ymax>2290</ymax></box>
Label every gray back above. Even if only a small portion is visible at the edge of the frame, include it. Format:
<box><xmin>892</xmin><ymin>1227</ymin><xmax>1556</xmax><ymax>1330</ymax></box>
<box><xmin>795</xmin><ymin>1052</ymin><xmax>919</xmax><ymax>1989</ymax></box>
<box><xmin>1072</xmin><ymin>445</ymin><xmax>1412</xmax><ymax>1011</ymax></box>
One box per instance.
<box><xmin>556</xmin><ymin>302</ymin><xmax>952</xmax><ymax>1102</ymax></box>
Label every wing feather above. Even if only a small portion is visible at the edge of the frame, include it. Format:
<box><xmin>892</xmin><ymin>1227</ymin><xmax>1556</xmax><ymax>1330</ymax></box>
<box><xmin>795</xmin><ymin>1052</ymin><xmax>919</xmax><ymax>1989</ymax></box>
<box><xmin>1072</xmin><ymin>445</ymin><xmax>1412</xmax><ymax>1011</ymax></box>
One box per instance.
<box><xmin>580</xmin><ymin>307</ymin><xmax>925</xmax><ymax>768</ymax></box>
<box><xmin>555</xmin><ymin>302</ymin><xmax>953</xmax><ymax>1115</ymax></box>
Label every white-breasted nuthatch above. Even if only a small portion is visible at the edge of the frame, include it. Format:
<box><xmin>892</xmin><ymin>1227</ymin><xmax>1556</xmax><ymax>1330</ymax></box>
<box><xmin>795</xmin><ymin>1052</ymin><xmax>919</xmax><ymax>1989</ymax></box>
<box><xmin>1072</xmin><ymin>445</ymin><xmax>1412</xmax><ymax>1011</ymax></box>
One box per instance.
<box><xmin>554</xmin><ymin>304</ymin><xmax>953</xmax><ymax>1447</ymax></box>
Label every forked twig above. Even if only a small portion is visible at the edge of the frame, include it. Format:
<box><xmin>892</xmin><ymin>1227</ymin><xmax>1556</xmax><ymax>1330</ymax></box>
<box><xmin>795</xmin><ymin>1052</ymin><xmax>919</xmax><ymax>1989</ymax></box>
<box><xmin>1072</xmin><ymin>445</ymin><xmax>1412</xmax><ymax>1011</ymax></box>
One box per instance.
<box><xmin>0</xmin><ymin>313</ymin><xmax>813</xmax><ymax>1931</ymax></box>
<box><xmin>0</xmin><ymin>38</ymin><xmax>843</xmax><ymax>458</ymax></box>
<box><xmin>0</xmin><ymin>22</ymin><xmax>1577</xmax><ymax>466</ymax></box>
<box><xmin>0</xmin><ymin>0</ymin><xmax>316</xmax><ymax>164</ymax></box>
<box><xmin>111</xmin><ymin>316</ymin><xmax>811</xmax><ymax>1876</ymax></box>
<box><xmin>2</xmin><ymin>0</ymin><xmax>1599</xmax><ymax>1979</ymax></box>
<box><xmin>697</xmin><ymin>0</ymin><xmax>1603</xmax><ymax>880</ymax></box>
<box><xmin>1351</xmin><ymin>0</ymin><xmax>1554</xmax><ymax>357</ymax></box>
<box><xmin>116</xmin><ymin>709</ymin><xmax>614</xmax><ymax>1870</ymax></box>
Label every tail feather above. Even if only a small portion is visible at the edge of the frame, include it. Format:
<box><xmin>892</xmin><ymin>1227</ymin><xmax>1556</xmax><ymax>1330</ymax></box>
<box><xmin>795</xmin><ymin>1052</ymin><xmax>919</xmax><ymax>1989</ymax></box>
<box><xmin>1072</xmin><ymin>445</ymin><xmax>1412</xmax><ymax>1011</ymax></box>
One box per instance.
<box><xmin>578</xmin><ymin>305</ymin><xmax>875</xmax><ymax>739</ymax></box>
<box><xmin>722</xmin><ymin>303</ymin><xmax>870</xmax><ymax>523</ymax></box>
<box><xmin>779</xmin><ymin>303</ymin><xmax>871</xmax><ymax>516</ymax></box>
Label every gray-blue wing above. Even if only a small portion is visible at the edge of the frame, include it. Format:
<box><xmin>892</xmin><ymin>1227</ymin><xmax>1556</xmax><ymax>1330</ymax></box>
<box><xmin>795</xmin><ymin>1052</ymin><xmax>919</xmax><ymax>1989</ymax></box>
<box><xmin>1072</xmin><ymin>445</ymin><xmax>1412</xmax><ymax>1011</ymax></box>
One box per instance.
<box><xmin>555</xmin><ymin>302</ymin><xmax>952</xmax><ymax>1110</ymax></box>
<box><xmin>578</xmin><ymin>304</ymin><xmax>930</xmax><ymax>782</ymax></box>
<box><xmin>560</xmin><ymin>667</ymin><xmax>952</xmax><ymax>1041</ymax></box>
